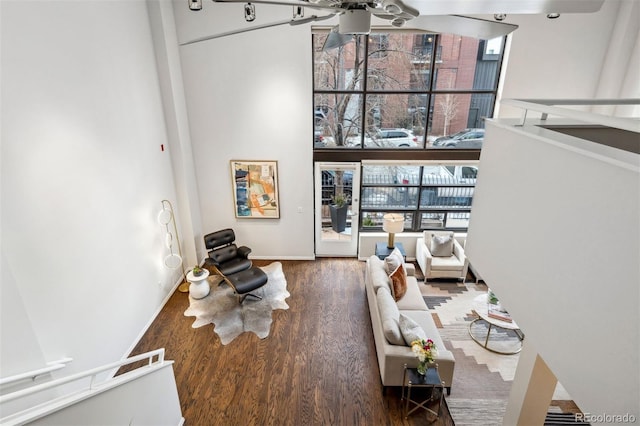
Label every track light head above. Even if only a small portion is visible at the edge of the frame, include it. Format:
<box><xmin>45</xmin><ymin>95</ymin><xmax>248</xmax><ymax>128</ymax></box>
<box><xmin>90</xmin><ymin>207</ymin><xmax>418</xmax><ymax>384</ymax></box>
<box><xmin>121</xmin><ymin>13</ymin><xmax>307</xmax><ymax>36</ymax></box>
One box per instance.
<box><xmin>493</xmin><ymin>13</ymin><xmax>507</xmax><ymax>21</ymax></box>
<box><xmin>188</xmin><ymin>0</ymin><xmax>202</xmax><ymax>11</ymax></box>
<box><xmin>546</xmin><ymin>13</ymin><xmax>561</xmax><ymax>19</ymax></box>
<box><xmin>244</xmin><ymin>3</ymin><xmax>256</xmax><ymax>22</ymax></box>
<box><xmin>391</xmin><ymin>17</ymin><xmax>406</xmax><ymax>27</ymax></box>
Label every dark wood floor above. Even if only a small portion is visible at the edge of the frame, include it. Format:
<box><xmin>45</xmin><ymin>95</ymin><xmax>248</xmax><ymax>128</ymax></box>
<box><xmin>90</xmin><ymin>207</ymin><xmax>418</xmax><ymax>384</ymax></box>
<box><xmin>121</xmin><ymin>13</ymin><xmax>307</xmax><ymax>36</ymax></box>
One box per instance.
<box><xmin>127</xmin><ymin>258</ymin><xmax>454</xmax><ymax>425</ymax></box>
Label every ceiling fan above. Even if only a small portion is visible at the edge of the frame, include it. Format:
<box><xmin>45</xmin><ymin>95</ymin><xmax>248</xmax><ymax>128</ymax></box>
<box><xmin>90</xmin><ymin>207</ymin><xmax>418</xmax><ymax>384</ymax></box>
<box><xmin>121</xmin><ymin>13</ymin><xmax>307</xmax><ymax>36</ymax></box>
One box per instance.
<box><xmin>181</xmin><ymin>0</ymin><xmax>604</xmax><ymax>46</ymax></box>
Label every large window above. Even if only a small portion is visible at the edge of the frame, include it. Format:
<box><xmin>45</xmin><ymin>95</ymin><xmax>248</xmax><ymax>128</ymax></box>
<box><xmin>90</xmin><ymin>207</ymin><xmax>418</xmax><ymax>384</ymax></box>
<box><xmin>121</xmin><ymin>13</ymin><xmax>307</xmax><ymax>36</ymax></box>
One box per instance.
<box><xmin>360</xmin><ymin>163</ymin><xmax>477</xmax><ymax>232</ymax></box>
<box><xmin>313</xmin><ymin>30</ymin><xmax>505</xmax><ymax>232</ymax></box>
<box><xmin>312</xmin><ymin>32</ymin><xmax>505</xmax><ymax>150</ymax></box>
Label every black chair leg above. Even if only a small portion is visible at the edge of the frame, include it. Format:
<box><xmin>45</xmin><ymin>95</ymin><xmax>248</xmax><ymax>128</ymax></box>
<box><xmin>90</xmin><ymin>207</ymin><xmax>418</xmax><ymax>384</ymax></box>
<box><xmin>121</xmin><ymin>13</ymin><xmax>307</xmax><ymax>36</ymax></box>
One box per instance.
<box><xmin>238</xmin><ymin>293</ymin><xmax>262</xmax><ymax>304</ymax></box>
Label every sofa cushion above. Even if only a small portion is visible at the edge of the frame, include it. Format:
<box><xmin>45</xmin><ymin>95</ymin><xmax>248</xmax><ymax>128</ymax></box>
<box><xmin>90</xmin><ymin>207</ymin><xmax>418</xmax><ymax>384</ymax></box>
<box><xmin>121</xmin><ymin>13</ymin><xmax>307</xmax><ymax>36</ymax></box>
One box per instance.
<box><xmin>389</xmin><ymin>263</ymin><xmax>407</xmax><ymax>301</ymax></box>
<box><xmin>368</xmin><ymin>256</ymin><xmax>392</xmax><ymax>294</ymax></box>
<box><xmin>404</xmin><ymin>262</ymin><xmax>416</xmax><ymax>277</ymax></box>
<box><xmin>376</xmin><ymin>287</ymin><xmax>404</xmax><ymax>345</ymax></box>
<box><xmin>395</xmin><ymin>276</ymin><xmax>428</xmax><ymax>311</ymax></box>
<box><xmin>431</xmin><ymin>255</ymin><xmax>465</xmax><ymax>271</ymax></box>
<box><xmin>384</xmin><ymin>247</ymin><xmax>404</xmax><ymax>275</ymax></box>
<box><xmin>430</xmin><ymin>232</ymin><xmax>455</xmax><ymax>257</ymax></box>
<box><xmin>399</xmin><ymin>314</ymin><xmax>427</xmax><ymax>345</ymax></box>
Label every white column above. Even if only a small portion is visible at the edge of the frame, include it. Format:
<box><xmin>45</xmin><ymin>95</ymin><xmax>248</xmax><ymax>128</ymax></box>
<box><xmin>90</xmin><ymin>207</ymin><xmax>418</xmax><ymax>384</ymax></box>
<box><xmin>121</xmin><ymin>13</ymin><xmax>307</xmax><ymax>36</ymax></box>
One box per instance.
<box><xmin>503</xmin><ymin>340</ymin><xmax>558</xmax><ymax>426</ymax></box>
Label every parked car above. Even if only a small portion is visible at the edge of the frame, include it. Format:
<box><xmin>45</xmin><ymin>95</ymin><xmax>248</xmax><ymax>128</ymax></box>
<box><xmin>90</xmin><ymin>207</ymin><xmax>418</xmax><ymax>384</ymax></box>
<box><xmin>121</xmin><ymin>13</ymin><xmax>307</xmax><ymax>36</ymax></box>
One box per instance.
<box><xmin>344</xmin><ymin>134</ymin><xmax>374</xmax><ymax>148</ymax></box>
<box><xmin>374</xmin><ymin>128</ymin><xmax>418</xmax><ymax>148</ymax></box>
<box><xmin>314</xmin><ymin>128</ymin><xmax>326</xmax><ymax>148</ymax></box>
<box><xmin>433</xmin><ymin>128</ymin><xmax>485</xmax><ymax>149</ymax></box>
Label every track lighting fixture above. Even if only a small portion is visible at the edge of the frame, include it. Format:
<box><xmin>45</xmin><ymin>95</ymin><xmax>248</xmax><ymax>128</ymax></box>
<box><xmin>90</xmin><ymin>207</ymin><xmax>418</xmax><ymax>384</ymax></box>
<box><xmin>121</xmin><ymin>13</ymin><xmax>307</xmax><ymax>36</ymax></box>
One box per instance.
<box><xmin>188</xmin><ymin>0</ymin><xmax>202</xmax><ymax>11</ymax></box>
<box><xmin>293</xmin><ymin>5</ymin><xmax>304</xmax><ymax>18</ymax></box>
<box><xmin>391</xmin><ymin>18</ymin><xmax>406</xmax><ymax>27</ymax></box>
<box><xmin>382</xmin><ymin>0</ymin><xmax>402</xmax><ymax>15</ymax></box>
<box><xmin>546</xmin><ymin>13</ymin><xmax>561</xmax><ymax>19</ymax></box>
<box><xmin>494</xmin><ymin>14</ymin><xmax>507</xmax><ymax>21</ymax></box>
<box><xmin>244</xmin><ymin>3</ymin><xmax>256</xmax><ymax>22</ymax></box>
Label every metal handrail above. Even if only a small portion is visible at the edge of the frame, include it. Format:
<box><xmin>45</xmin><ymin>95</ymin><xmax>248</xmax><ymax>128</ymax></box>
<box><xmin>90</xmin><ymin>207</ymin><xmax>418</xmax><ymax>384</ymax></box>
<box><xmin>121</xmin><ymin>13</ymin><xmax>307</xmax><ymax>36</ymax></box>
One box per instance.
<box><xmin>501</xmin><ymin>98</ymin><xmax>640</xmax><ymax>133</ymax></box>
<box><xmin>0</xmin><ymin>358</ymin><xmax>73</xmax><ymax>387</ymax></box>
<box><xmin>0</xmin><ymin>349</ymin><xmax>166</xmax><ymax>404</ymax></box>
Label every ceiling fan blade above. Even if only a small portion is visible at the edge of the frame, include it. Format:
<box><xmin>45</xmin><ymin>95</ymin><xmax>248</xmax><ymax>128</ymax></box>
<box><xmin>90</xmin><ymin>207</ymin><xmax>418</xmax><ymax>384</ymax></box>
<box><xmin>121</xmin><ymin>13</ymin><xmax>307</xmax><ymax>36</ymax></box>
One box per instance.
<box><xmin>180</xmin><ymin>14</ymin><xmax>335</xmax><ymax>45</ymax></box>
<box><xmin>403</xmin><ymin>0</ymin><xmax>604</xmax><ymax>15</ymax></box>
<box><xmin>213</xmin><ymin>0</ymin><xmax>341</xmax><ymax>13</ymax></box>
<box><xmin>400</xmin><ymin>15</ymin><xmax>518</xmax><ymax>39</ymax></box>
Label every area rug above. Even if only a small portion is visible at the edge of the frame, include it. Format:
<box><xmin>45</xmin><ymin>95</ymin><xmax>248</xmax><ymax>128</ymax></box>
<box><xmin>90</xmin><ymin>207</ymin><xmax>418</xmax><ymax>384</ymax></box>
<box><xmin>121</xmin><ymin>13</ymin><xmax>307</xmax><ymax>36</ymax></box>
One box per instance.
<box><xmin>419</xmin><ymin>279</ymin><xmax>574</xmax><ymax>425</ymax></box>
<box><xmin>184</xmin><ymin>262</ymin><xmax>290</xmax><ymax>345</ymax></box>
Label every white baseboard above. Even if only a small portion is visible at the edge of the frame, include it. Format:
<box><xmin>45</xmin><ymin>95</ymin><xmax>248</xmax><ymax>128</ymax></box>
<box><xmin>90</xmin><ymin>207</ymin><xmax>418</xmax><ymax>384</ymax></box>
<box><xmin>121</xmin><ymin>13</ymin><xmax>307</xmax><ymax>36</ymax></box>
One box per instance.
<box><xmin>250</xmin><ymin>255</ymin><xmax>316</xmax><ymax>260</ymax></box>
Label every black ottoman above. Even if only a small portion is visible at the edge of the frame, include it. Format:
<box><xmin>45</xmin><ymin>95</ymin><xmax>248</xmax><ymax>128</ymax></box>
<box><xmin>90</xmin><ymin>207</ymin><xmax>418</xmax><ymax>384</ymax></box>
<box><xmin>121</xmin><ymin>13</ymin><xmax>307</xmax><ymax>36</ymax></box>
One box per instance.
<box><xmin>225</xmin><ymin>266</ymin><xmax>268</xmax><ymax>303</ymax></box>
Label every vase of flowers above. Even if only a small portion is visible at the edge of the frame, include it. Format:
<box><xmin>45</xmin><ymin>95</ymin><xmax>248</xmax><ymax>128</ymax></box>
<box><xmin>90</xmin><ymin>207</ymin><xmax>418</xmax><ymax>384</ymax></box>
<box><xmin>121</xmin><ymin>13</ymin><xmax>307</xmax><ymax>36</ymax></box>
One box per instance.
<box><xmin>411</xmin><ymin>338</ymin><xmax>437</xmax><ymax>375</ymax></box>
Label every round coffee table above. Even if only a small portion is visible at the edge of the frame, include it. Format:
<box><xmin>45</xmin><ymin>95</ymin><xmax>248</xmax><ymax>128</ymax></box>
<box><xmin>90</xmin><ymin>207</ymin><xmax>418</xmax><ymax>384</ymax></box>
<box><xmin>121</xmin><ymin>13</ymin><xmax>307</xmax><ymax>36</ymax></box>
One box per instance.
<box><xmin>469</xmin><ymin>294</ymin><xmax>524</xmax><ymax>355</ymax></box>
<box><xmin>186</xmin><ymin>269</ymin><xmax>210</xmax><ymax>299</ymax></box>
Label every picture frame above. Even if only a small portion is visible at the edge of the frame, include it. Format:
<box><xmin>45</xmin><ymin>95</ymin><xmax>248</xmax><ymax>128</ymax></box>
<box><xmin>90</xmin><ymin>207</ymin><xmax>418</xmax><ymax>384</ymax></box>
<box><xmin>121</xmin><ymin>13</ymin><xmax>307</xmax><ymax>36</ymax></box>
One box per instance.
<box><xmin>230</xmin><ymin>160</ymin><xmax>280</xmax><ymax>219</ymax></box>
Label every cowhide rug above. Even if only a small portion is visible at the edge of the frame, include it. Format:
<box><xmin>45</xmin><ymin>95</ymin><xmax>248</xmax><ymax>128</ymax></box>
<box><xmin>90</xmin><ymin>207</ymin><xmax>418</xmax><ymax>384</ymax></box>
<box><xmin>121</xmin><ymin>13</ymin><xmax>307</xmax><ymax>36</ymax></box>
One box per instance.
<box><xmin>184</xmin><ymin>262</ymin><xmax>290</xmax><ymax>345</ymax></box>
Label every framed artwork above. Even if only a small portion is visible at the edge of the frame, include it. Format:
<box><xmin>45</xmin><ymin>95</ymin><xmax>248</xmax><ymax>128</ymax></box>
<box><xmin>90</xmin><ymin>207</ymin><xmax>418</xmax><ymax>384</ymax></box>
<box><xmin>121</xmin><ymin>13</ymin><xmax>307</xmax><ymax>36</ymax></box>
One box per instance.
<box><xmin>230</xmin><ymin>160</ymin><xmax>280</xmax><ymax>218</ymax></box>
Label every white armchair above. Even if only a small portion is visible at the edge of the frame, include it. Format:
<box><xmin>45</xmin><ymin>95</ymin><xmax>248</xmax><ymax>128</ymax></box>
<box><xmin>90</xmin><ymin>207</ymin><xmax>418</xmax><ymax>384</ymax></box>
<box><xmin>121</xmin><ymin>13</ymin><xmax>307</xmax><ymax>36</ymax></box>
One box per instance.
<box><xmin>416</xmin><ymin>231</ymin><xmax>469</xmax><ymax>282</ymax></box>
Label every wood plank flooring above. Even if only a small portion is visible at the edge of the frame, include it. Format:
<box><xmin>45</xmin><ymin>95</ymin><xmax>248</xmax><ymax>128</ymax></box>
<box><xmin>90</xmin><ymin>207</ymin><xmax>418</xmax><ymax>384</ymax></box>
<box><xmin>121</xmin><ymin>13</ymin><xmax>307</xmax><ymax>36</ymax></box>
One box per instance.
<box><xmin>126</xmin><ymin>258</ymin><xmax>454</xmax><ymax>425</ymax></box>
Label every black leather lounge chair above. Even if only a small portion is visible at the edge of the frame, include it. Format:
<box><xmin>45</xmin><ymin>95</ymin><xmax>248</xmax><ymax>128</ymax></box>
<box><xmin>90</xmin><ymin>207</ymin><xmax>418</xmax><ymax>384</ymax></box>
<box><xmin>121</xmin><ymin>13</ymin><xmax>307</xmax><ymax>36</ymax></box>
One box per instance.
<box><xmin>204</xmin><ymin>229</ymin><xmax>268</xmax><ymax>303</ymax></box>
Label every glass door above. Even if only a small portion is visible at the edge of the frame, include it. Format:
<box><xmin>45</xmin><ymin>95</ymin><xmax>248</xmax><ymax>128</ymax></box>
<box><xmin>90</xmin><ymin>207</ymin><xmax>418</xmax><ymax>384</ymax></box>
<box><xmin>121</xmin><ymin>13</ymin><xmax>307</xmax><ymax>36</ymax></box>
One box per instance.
<box><xmin>314</xmin><ymin>162</ymin><xmax>360</xmax><ymax>257</ymax></box>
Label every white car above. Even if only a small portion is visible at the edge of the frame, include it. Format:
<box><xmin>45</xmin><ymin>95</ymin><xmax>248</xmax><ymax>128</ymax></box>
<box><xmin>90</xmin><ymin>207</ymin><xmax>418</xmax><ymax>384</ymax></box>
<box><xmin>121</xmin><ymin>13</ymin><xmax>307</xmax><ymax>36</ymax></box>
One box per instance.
<box><xmin>373</xmin><ymin>128</ymin><xmax>418</xmax><ymax>148</ymax></box>
<box><xmin>346</xmin><ymin>128</ymin><xmax>418</xmax><ymax>148</ymax></box>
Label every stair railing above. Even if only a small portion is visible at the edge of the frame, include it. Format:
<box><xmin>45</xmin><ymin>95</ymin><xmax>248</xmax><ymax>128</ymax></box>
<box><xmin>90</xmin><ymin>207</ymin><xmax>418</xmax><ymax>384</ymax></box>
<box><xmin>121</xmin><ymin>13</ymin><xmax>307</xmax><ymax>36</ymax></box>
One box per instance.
<box><xmin>0</xmin><ymin>358</ymin><xmax>73</xmax><ymax>388</ymax></box>
<box><xmin>0</xmin><ymin>349</ymin><xmax>166</xmax><ymax>405</ymax></box>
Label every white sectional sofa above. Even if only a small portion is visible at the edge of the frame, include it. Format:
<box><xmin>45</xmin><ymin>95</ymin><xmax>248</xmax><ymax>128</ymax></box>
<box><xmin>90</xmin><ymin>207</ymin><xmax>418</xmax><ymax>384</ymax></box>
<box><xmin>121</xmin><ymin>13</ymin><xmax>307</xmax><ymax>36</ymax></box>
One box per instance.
<box><xmin>365</xmin><ymin>255</ymin><xmax>455</xmax><ymax>394</ymax></box>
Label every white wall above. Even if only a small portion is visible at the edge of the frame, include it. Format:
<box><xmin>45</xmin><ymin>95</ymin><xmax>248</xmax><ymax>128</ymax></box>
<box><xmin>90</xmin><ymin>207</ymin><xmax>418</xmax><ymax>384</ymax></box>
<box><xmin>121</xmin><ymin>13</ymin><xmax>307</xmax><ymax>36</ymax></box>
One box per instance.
<box><xmin>496</xmin><ymin>0</ymin><xmax>624</xmax><ymax>117</ymax></box>
<box><xmin>466</xmin><ymin>121</ymin><xmax>639</xmax><ymax>419</ymax></box>
<box><xmin>0</xmin><ymin>0</ymin><xmax>181</xmax><ymax>399</ymax></box>
<box><xmin>171</xmin><ymin>1</ymin><xmax>316</xmax><ymax>260</ymax></box>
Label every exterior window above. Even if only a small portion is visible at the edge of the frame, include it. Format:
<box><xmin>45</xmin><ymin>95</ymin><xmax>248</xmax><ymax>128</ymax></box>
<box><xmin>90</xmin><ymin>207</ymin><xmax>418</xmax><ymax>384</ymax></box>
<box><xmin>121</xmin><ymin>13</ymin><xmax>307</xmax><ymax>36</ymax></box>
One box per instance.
<box><xmin>312</xmin><ymin>31</ymin><xmax>505</xmax><ymax>150</ymax></box>
<box><xmin>360</xmin><ymin>164</ymin><xmax>478</xmax><ymax>232</ymax></box>
<box><xmin>312</xmin><ymin>30</ymin><xmax>505</xmax><ymax>233</ymax></box>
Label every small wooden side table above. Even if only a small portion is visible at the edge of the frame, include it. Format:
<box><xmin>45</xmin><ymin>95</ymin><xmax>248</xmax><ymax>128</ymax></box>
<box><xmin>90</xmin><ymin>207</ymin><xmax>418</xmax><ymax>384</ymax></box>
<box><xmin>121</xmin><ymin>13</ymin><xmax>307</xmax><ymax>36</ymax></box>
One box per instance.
<box><xmin>375</xmin><ymin>242</ymin><xmax>406</xmax><ymax>260</ymax></box>
<box><xmin>401</xmin><ymin>363</ymin><xmax>445</xmax><ymax>422</ymax></box>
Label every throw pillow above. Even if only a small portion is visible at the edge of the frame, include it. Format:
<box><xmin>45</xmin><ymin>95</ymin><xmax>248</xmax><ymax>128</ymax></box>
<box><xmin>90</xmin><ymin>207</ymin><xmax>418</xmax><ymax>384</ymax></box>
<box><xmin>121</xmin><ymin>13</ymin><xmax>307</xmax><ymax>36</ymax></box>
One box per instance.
<box><xmin>384</xmin><ymin>247</ymin><xmax>404</xmax><ymax>275</ymax></box>
<box><xmin>399</xmin><ymin>314</ymin><xmax>427</xmax><ymax>346</ymax></box>
<box><xmin>369</xmin><ymin>256</ymin><xmax>392</xmax><ymax>295</ymax></box>
<box><xmin>376</xmin><ymin>287</ymin><xmax>404</xmax><ymax>345</ymax></box>
<box><xmin>430</xmin><ymin>232</ymin><xmax>454</xmax><ymax>257</ymax></box>
<box><xmin>389</xmin><ymin>263</ymin><xmax>407</xmax><ymax>301</ymax></box>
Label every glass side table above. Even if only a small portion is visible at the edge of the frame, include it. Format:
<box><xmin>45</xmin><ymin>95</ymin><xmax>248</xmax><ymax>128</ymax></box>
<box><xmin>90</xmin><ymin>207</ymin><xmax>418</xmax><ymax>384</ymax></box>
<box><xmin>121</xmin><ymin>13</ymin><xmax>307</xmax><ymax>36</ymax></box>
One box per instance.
<box><xmin>401</xmin><ymin>363</ymin><xmax>445</xmax><ymax>422</ymax></box>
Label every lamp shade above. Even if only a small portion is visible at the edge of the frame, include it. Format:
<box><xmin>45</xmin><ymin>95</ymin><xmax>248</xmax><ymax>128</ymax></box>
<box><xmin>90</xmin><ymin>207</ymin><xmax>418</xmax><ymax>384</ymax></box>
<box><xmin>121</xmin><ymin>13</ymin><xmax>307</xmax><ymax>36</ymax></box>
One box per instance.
<box><xmin>157</xmin><ymin>208</ymin><xmax>172</xmax><ymax>225</ymax></box>
<box><xmin>383</xmin><ymin>213</ymin><xmax>404</xmax><ymax>234</ymax></box>
<box><xmin>164</xmin><ymin>253</ymin><xmax>183</xmax><ymax>269</ymax></box>
<box><xmin>322</xmin><ymin>28</ymin><xmax>353</xmax><ymax>51</ymax></box>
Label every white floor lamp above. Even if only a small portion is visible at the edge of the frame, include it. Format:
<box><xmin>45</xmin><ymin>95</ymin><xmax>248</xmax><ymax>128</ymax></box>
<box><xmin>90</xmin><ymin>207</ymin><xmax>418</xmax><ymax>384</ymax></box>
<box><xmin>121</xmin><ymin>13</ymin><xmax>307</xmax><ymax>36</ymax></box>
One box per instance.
<box><xmin>158</xmin><ymin>199</ymin><xmax>189</xmax><ymax>293</ymax></box>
